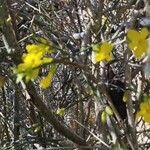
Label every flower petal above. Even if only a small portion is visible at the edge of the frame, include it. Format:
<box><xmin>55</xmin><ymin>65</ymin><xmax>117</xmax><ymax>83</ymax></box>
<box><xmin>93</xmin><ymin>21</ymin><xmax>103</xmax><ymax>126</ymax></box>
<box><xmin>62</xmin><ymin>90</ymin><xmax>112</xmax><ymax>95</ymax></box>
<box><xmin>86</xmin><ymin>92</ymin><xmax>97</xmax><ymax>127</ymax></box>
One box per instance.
<box><xmin>101</xmin><ymin>42</ymin><xmax>113</xmax><ymax>53</ymax></box>
<box><xmin>144</xmin><ymin>115</ymin><xmax>150</xmax><ymax>122</ymax></box>
<box><xmin>137</xmin><ymin>101</ymin><xmax>150</xmax><ymax>122</ymax></box>
<box><xmin>133</xmin><ymin>48</ymin><xmax>144</xmax><ymax>59</ymax></box>
<box><xmin>127</xmin><ymin>29</ymin><xmax>140</xmax><ymax>41</ymax></box>
<box><xmin>105</xmin><ymin>55</ymin><xmax>112</xmax><ymax>61</ymax></box>
<box><xmin>128</xmin><ymin>42</ymin><xmax>138</xmax><ymax>50</ymax></box>
<box><xmin>95</xmin><ymin>52</ymin><xmax>105</xmax><ymax>62</ymax></box>
<box><xmin>139</xmin><ymin>40</ymin><xmax>148</xmax><ymax>53</ymax></box>
<box><xmin>140</xmin><ymin>28</ymin><xmax>149</xmax><ymax>39</ymax></box>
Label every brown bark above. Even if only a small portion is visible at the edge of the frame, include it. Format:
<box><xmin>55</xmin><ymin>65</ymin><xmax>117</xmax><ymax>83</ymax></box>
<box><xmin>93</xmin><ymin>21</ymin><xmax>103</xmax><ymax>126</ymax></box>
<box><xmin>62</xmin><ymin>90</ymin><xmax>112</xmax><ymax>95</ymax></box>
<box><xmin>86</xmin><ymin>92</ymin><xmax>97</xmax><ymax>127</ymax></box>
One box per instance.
<box><xmin>26</xmin><ymin>83</ymin><xmax>87</xmax><ymax>146</ymax></box>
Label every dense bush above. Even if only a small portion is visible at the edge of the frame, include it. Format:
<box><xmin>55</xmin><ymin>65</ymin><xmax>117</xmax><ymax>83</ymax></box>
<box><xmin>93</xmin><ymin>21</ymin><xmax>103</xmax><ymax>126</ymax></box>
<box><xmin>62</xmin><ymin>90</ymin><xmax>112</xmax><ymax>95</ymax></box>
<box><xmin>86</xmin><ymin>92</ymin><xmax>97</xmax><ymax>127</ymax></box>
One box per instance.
<box><xmin>0</xmin><ymin>0</ymin><xmax>150</xmax><ymax>149</ymax></box>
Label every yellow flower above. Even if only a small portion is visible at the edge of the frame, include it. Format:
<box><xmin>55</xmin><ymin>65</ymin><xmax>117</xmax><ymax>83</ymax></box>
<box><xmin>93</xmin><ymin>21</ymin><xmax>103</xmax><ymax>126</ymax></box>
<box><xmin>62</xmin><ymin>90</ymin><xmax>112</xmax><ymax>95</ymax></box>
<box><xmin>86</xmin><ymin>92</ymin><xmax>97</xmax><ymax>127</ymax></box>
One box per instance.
<box><xmin>127</xmin><ymin>28</ymin><xmax>149</xmax><ymax>59</ymax></box>
<box><xmin>137</xmin><ymin>101</ymin><xmax>150</xmax><ymax>123</ymax></box>
<box><xmin>15</xmin><ymin>41</ymin><xmax>54</xmax><ymax>82</ymax></box>
<box><xmin>40</xmin><ymin>65</ymin><xmax>56</xmax><ymax>89</ymax></box>
<box><xmin>40</xmin><ymin>73</ymin><xmax>53</xmax><ymax>89</ymax></box>
<box><xmin>92</xmin><ymin>42</ymin><xmax>113</xmax><ymax>63</ymax></box>
<box><xmin>26</xmin><ymin>43</ymin><xmax>53</xmax><ymax>54</ymax></box>
<box><xmin>22</xmin><ymin>52</ymin><xmax>43</xmax><ymax>68</ymax></box>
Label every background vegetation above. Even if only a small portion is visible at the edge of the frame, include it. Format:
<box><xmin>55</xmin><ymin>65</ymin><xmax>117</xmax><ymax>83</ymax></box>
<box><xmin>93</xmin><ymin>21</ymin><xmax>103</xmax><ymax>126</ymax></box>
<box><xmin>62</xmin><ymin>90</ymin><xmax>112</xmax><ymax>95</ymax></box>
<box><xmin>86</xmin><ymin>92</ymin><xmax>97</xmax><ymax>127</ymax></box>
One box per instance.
<box><xmin>0</xmin><ymin>0</ymin><xmax>150</xmax><ymax>149</ymax></box>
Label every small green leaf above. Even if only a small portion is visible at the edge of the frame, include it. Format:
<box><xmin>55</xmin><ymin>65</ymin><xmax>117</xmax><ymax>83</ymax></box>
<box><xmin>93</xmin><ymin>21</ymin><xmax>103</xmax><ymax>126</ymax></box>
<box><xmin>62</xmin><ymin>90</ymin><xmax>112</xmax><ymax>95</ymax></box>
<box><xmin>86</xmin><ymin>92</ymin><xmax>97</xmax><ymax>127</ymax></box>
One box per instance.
<box><xmin>39</xmin><ymin>37</ymin><xmax>49</xmax><ymax>44</ymax></box>
<box><xmin>56</xmin><ymin>108</ymin><xmax>65</xmax><ymax>116</ymax></box>
<box><xmin>16</xmin><ymin>73</ymin><xmax>24</xmax><ymax>83</ymax></box>
<box><xmin>114</xmin><ymin>143</ymin><xmax>127</xmax><ymax>150</ymax></box>
<box><xmin>143</xmin><ymin>94</ymin><xmax>150</xmax><ymax>102</ymax></box>
<box><xmin>25</xmin><ymin>69</ymin><xmax>39</xmax><ymax>82</ymax></box>
<box><xmin>101</xmin><ymin>111</ymin><xmax>107</xmax><ymax>124</ymax></box>
<box><xmin>123</xmin><ymin>91</ymin><xmax>129</xmax><ymax>102</ymax></box>
<box><xmin>91</xmin><ymin>43</ymin><xmax>101</xmax><ymax>52</ymax></box>
<box><xmin>105</xmin><ymin>106</ymin><xmax>113</xmax><ymax>116</ymax></box>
